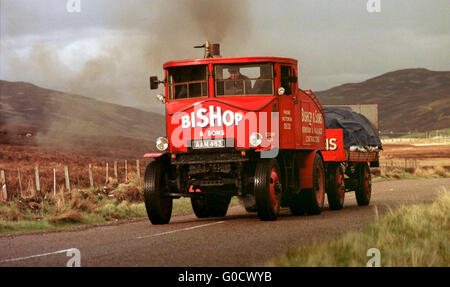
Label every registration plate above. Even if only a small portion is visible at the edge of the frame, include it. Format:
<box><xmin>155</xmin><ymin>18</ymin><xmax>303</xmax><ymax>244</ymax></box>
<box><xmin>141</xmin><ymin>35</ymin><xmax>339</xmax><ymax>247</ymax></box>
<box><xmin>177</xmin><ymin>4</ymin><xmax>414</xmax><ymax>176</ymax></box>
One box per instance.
<box><xmin>192</xmin><ymin>139</ymin><xmax>225</xmax><ymax>149</ymax></box>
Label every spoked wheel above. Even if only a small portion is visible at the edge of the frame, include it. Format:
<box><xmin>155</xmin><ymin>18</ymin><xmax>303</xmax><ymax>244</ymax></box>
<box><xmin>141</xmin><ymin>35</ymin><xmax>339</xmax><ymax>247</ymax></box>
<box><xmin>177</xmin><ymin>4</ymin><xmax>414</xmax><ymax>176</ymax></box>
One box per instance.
<box><xmin>326</xmin><ymin>164</ymin><xmax>345</xmax><ymax>210</ymax></box>
<box><xmin>143</xmin><ymin>161</ymin><xmax>173</xmax><ymax>224</ymax></box>
<box><xmin>355</xmin><ymin>163</ymin><xmax>371</xmax><ymax>206</ymax></box>
<box><xmin>254</xmin><ymin>158</ymin><xmax>282</xmax><ymax>221</ymax></box>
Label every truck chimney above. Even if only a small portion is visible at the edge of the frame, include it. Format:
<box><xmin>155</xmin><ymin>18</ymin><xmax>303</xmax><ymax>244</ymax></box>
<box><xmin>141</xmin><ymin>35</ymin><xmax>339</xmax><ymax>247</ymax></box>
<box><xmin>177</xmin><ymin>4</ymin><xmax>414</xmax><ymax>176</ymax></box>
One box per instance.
<box><xmin>194</xmin><ymin>40</ymin><xmax>221</xmax><ymax>58</ymax></box>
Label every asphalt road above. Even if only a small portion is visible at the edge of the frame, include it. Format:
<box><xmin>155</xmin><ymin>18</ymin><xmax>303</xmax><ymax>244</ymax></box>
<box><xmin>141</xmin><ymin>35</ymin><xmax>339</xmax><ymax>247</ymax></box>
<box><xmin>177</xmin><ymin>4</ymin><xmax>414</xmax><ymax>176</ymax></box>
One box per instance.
<box><xmin>0</xmin><ymin>178</ymin><xmax>448</xmax><ymax>267</ymax></box>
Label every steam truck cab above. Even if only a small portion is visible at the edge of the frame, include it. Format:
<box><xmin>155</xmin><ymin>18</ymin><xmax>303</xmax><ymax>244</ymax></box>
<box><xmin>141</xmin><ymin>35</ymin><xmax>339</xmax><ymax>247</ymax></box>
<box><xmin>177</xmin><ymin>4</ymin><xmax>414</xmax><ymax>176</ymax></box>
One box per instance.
<box><xmin>144</xmin><ymin>43</ymin><xmax>378</xmax><ymax>224</ymax></box>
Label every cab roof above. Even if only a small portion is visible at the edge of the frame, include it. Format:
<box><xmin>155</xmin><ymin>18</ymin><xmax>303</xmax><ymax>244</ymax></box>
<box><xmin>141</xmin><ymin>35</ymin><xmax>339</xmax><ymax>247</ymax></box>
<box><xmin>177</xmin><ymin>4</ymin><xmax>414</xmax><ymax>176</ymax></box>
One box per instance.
<box><xmin>163</xmin><ymin>56</ymin><xmax>298</xmax><ymax>69</ymax></box>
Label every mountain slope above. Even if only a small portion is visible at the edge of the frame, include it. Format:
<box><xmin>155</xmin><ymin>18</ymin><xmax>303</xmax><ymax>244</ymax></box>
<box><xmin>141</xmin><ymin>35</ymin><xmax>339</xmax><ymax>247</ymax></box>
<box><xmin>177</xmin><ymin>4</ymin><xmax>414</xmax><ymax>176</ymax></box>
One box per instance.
<box><xmin>315</xmin><ymin>68</ymin><xmax>450</xmax><ymax>134</ymax></box>
<box><xmin>0</xmin><ymin>80</ymin><xmax>165</xmax><ymax>158</ymax></box>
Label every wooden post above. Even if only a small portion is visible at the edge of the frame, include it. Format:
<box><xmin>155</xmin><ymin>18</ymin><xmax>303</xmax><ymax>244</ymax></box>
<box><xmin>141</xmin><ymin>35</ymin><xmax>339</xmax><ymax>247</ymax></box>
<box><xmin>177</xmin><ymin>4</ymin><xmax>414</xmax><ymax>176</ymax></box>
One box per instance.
<box><xmin>89</xmin><ymin>164</ymin><xmax>94</xmax><ymax>188</ymax></box>
<box><xmin>114</xmin><ymin>161</ymin><xmax>118</xmax><ymax>180</ymax></box>
<box><xmin>18</xmin><ymin>168</ymin><xmax>23</xmax><ymax>197</ymax></box>
<box><xmin>64</xmin><ymin>166</ymin><xmax>71</xmax><ymax>193</ymax></box>
<box><xmin>1</xmin><ymin>170</ymin><xmax>7</xmax><ymax>201</ymax></box>
<box><xmin>105</xmin><ymin>162</ymin><xmax>109</xmax><ymax>184</ymax></box>
<box><xmin>35</xmin><ymin>166</ymin><xmax>40</xmax><ymax>194</ymax></box>
<box><xmin>125</xmin><ymin>160</ymin><xmax>128</xmax><ymax>183</ymax></box>
<box><xmin>53</xmin><ymin>168</ymin><xmax>56</xmax><ymax>196</ymax></box>
<box><xmin>136</xmin><ymin>160</ymin><xmax>140</xmax><ymax>179</ymax></box>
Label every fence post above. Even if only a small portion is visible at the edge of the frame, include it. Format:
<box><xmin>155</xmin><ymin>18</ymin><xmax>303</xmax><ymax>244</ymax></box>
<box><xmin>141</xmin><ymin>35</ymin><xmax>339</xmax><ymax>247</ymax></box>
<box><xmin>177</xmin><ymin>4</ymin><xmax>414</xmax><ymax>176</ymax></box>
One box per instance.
<box><xmin>1</xmin><ymin>170</ymin><xmax>7</xmax><ymax>201</ymax></box>
<box><xmin>136</xmin><ymin>160</ymin><xmax>140</xmax><ymax>179</ymax></box>
<box><xmin>105</xmin><ymin>162</ymin><xmax>109</xmax><ymax>184</ymax></box>
<box><xmin>64</xmin><ymin>166</ymin><xmax>71</xmax><ymax>193</ymax></box>
<box><xmin>18</xmin><ymin>168</ymin><xmax>23</xmax><ymax>197</ymax></box>
<box><xmin>125</xmin><ymin>160</ymin><xmax>128</xmax><ymax>183</ymax></box>
<box><xmin>114</xmin><ymin>161</ymin><xmax>118</xmax><ymax>180</ymax></box>
<box><xmin>35</xmin><ymin>166</ymin><xmax>40</xmax><ymax>195</ymax></box>
<box><xmin>53</xmin><ymin>168</ymin><xmax>56</xmax><ymax>196</ymax></box>
<box><xmin>89</xmin><ymin>164</ymin><xmax>94</xmax><ymax>188</ymax></box>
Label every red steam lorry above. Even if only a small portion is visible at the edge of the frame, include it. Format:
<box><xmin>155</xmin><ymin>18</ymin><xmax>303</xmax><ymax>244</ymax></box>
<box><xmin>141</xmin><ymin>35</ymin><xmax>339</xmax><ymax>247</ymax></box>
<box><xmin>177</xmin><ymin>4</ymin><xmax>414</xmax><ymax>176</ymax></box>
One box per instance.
<box><xmin>144</xmin><ymin>42</ymin><xmax>380</xmax><ymax>224</ymax></box>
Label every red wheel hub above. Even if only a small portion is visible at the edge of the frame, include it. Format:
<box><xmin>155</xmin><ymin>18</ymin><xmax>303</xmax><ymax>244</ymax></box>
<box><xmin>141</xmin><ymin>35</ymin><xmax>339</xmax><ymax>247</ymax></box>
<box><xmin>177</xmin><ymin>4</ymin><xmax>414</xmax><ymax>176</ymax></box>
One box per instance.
<box><xmin>269</xmin><ymin>168</ymin><xmax>281</xmax><ymax>211</ymax></box>
<box><xmin>315</xmin><ymin>166</ymin><xmax>324</xmax><ymax>204</ymax></box>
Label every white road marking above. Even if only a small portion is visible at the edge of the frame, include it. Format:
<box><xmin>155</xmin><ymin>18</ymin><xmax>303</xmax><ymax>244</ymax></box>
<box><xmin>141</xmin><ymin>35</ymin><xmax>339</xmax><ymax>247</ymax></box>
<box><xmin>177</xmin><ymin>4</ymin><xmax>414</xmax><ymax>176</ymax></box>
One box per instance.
<box><xmin>0</xmin><ymin>248</ymin><xmax>77</xmax><ymax>263</ymax></box>
<box><xmin>137</xmin><ymin>221</ymin><xmax>225</xmax><ymax>239</ymax></box>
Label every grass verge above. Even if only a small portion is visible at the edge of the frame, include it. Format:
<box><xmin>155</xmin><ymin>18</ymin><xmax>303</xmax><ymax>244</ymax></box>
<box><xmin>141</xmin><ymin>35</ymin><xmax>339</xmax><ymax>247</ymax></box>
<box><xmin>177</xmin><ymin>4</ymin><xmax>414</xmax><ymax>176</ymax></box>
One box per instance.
<box><xmin>0</xmin><ymin>178</ymin><xmax>201</xmax><ymax>235</ymax></box>
<box><xmin>267</xmin><ymin>188</ymin><xmax>450</xmax><ymax>267</ymax></box>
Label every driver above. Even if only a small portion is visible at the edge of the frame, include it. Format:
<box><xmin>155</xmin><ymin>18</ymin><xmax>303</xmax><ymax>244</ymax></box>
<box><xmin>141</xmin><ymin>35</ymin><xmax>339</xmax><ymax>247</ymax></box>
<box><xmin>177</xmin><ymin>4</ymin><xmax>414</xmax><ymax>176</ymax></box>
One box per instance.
<box><xmin>224</xmin><ymin>67</ymin><xmax>252</xmax><ymax>95</ymax></box>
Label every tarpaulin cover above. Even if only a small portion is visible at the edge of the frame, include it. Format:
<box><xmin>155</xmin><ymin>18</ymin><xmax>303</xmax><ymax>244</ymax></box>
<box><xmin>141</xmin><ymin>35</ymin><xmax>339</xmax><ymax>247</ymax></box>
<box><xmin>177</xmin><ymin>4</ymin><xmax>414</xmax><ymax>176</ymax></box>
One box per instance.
<box><xmin>323</xmin><ymin>106</ymin><xmax>382</xmax><ymax>150</ymax></box>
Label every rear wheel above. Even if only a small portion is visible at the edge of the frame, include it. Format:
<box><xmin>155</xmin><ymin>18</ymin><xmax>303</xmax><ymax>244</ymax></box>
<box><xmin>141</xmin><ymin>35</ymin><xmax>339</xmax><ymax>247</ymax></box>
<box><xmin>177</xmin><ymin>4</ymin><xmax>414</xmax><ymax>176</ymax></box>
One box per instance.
<box><xmin>191</xmin><ymin>193</ymin><xmax>231</xmax><ymax>218</ymax></box>
<box><xmin>254</xmin><ymin>158</ymin><xmax>282</xmax><ymax>221</ymax></box>
<box><xmin>143</xmin><ymin>161</ymin><xmax>173</xmax><ymax>224</ymax></box>
<box><xmin>326</xmin><ymin>164</ymin><xmax>345</xmax><ymax>210</ymax></box>
<box><xmin>191</xmin><ymin>195</ymin><xmax>210</xmax><ymax>218</ymax></box>
<box><xmin>207</xmin><ymin>195</ymin><xmax>231</xmax><ymax>217</ymax></box>
<box><xmin>297</xmin><ymin>153</ymin><xmax>325</xmax><ymax>215</ymax></box>
<box><xmin>355</xmin><ymin>163</ymin><xmax>371</xmax><ymax>206</ymax></box>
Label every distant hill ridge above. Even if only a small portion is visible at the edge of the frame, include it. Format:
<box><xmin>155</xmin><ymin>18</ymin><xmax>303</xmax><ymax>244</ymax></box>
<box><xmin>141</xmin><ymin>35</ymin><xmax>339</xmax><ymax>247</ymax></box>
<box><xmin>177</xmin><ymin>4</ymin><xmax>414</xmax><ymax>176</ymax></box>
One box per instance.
<box><xmin>316</xmin><ymin>68</ymin><xmax>450</xmax><ymax>133</ymax></box>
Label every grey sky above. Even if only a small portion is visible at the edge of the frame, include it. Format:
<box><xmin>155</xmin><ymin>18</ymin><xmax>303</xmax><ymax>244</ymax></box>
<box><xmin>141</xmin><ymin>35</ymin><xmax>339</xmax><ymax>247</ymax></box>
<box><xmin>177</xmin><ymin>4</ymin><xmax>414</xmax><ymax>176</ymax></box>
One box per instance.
<box><xmin>1</xmin><ymin>0</ymin><xmax>449</xmax><ymax>113</ymax></box>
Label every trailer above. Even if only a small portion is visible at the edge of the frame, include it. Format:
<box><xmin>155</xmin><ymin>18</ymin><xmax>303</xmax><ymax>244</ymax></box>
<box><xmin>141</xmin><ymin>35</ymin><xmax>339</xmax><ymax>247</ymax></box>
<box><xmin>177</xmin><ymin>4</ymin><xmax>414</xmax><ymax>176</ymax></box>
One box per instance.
<box><xmin>143</xmin><ymin>42</ymin><xmax>381</xmax><ymax>224</ymax></box>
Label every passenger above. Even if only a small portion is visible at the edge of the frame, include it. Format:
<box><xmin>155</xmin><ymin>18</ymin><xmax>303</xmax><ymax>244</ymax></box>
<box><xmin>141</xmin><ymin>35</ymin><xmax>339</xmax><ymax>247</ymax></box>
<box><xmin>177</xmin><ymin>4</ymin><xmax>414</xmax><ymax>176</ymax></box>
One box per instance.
<box><xmin>252</xmin><ymin>65</ymin><xmax>273</xmax><ymax>94</ymax></box>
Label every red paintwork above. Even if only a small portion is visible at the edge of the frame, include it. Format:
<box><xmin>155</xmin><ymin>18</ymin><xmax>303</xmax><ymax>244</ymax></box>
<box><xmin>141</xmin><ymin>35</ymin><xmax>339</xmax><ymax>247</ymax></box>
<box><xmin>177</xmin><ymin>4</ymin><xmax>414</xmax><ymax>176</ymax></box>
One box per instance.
<box><xmin>162</xmin><ymin>56</ymin><xmax>325</xmax><ymax>153</ymax></box>
<box><xmin>322</xmin><ymin>129</ymin><xmax>346</xmax><ymax>162</ymax></box>
<box><xmin>322</xmin><ymin>129</ymin><xmax>379</xmax><ymax>163</ymax></box>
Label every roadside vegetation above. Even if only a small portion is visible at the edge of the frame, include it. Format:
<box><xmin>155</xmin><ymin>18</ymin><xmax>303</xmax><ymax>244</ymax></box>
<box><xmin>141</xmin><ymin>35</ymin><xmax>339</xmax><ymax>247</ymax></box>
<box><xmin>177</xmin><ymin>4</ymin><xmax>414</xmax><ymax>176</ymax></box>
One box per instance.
<box><xmin>371</xmin><ymin>165</ymin><xmax>450</xmax><ymax>183</ymax></box>
<box><xmin>0</xmin><ymin>177</ymin><xmax>194</xmax><ymax>235</ymax></box>
<box><xmin>268</xmin><ymin>188</ymin><xmax>450</xmax><ymax>267</ymax></box>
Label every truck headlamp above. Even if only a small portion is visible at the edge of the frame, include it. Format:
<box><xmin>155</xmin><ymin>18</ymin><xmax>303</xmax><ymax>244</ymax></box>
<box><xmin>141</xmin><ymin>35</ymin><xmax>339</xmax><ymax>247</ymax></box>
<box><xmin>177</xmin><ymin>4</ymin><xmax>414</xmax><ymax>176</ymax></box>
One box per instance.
<box><xmin>249</xmin><ymin>132</ymin><xmax>263</xmax><ymax>147</ymax></box>
<box><xmin>156</xmin><ymin>137</ymin><xmax>169</xmax><ymax>151</ymax></box>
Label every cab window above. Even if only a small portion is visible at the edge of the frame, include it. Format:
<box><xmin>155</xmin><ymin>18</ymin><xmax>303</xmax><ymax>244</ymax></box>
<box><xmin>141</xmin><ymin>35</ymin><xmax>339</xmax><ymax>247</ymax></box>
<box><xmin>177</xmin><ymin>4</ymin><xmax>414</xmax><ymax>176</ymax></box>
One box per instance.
<box><xmin>167</xmin><ymin>65</ymin><xmax>208</xmax><ymax>100</ymax></box>
<box><xmin>215</xmin><ymin>63</ymin><xmax>273</xmax><ymax>96</ymax></box>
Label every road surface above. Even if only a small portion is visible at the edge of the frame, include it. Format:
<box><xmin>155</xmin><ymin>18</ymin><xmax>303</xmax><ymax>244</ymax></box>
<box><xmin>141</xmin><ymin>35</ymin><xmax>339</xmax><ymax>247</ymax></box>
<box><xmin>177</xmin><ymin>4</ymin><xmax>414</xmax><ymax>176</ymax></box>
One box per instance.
<box><xmin>0</xmin><ymin>178</ymin><xmax>448</xmax><ymax>267</ymax></box>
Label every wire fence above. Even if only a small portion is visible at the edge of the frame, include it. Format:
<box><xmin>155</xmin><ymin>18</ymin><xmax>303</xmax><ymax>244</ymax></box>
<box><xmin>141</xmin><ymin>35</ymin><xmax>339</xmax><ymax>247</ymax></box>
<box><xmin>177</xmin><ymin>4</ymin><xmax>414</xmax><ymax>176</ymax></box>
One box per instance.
<box><xmin>0</xmin><ymin>159</ymin><xmax>149</xmax><ymax>201</ymax></box>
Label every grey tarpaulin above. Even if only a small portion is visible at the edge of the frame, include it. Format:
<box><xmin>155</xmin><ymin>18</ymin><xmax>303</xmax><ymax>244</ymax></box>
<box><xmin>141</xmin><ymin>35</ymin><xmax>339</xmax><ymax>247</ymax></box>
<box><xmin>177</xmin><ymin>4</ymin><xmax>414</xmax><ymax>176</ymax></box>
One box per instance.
<box><xmin>323</xmin><ymin>106</ymin><xmax>382</xmax><ymax>150</ymax></box>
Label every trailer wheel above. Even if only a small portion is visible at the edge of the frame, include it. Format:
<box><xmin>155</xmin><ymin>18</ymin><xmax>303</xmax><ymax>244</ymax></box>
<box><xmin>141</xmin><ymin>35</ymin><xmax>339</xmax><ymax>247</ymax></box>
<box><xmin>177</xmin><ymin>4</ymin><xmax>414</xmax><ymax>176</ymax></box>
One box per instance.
<box><xmin>191</xmin><ymin>196</ymin><xmax>210</xmax><ymax>218</ymax></box>
<box><xmin>254</xmin><ymin>158</ymin><xmax>282</xmax><ymax>221</ymax></box>
<box><xmin>326</xmin><ymin>164</ymin><xmax>345</xmax><ymax>210</ymax></box>
<box><xmin>355</xmin><ymin>163</ymin><xmax>371</xmax><ymax>206</ymax></box>
<box><xmin>143</xmin><ymin>161</ymin><xmax>173</xmax><ymax>224</ymax></box>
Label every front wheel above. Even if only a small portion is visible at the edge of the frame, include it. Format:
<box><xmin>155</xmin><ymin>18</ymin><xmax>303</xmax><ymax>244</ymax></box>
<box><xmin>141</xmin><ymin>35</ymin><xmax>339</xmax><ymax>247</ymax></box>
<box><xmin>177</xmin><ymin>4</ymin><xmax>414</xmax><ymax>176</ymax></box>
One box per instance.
<box><xmin>254</xmin><ymin>158</ymin><xmax>282</xmax><ymax>221</ymax></box>
<box><xmin>143</xmin><ymin>161</ymin><xmax>173</xmax><ymax>224</ymax></box>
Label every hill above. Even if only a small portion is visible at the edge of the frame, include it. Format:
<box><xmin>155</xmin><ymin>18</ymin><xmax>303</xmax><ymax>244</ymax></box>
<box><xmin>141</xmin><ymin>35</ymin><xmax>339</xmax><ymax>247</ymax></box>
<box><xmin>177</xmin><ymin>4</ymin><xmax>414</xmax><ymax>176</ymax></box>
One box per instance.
<box><xmin>0</xmin><ymin>80</ymin><xmax>165</xmax><ymax>158</ymax></box>
<box><xmin>315</xmin><ymin>68</ymin><xmax>450</xmax><ymax>135</ymax></box>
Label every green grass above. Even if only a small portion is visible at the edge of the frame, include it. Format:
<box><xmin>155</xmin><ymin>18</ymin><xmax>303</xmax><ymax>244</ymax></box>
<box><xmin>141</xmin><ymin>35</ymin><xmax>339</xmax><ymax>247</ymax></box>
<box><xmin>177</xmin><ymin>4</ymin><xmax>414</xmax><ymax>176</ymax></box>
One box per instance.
<box><xmin>267</xmin><ymin>188</ymin><xmax>450</xmax><ymax>267</ymax></box>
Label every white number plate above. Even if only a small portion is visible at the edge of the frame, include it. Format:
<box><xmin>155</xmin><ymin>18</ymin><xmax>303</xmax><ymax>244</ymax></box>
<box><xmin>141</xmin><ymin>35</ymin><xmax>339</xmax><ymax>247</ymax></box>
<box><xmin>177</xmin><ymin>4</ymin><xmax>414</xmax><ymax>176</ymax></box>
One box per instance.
<box><xmin>192</xmin><ymin>139</ymin><xmax>225</xmax><ymax>149</ymax></box>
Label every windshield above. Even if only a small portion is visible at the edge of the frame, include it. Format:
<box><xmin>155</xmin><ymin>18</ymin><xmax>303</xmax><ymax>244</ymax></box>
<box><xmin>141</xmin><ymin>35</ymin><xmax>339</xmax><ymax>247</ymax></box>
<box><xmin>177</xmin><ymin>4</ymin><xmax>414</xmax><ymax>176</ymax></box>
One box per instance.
<box><xmin>167</xmin><ymin>65</ymin><xmax>208</xmax><ymax>100</ymax></box>
<box><xmin>215</xmin><ymin>63</ymin><xmax>273</xmax><ymax>96</ymax></box>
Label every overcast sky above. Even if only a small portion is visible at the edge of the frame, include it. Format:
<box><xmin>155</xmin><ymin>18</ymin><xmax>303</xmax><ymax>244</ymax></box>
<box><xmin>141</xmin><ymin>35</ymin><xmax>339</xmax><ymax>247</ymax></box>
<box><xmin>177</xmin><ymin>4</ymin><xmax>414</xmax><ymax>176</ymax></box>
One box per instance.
<box><xmin>1</xmin><ymin>0</ymin><xmax>449</xmax><ymax>113</ymax></box>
